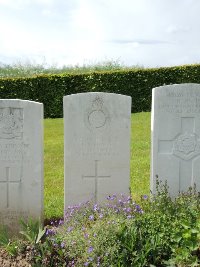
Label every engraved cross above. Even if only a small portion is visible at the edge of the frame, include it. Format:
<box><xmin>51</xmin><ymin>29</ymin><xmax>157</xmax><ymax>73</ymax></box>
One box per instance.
<box><xmin>0</xmin><ymin>167</ymin><xmax>21</xmax><ymax>208</ymax></box>
<box><xmin>82</xmin><ymin>160</ymin><xmax>110</xmax><ymax>203</ymax></box>
<box><xmin>158</xmin><ymin>117</ymin><xmax>195</xmax><ymax>155</ymax></box>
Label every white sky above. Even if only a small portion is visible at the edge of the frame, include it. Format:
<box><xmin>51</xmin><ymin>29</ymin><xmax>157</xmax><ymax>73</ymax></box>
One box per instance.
<box><xmin>0</xmin><ymin>0</ymin><xmax>200</xmax><ymax>67</ymax></box>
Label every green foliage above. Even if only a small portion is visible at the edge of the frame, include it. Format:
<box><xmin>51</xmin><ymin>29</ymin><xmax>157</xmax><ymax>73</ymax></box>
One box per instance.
<box><xmin>19</xmin><ymin>218</ymin><xmax>46</xmax><ymax>244</ymax></box>
<box><xmin>1</xmin><ymin>63</ymin><xmax>200</xmax><ymax>118</ymax></box>
<box><xmin>24</xmin><ymin>183</ymin><xmax>200</xmax><ymax>266</ymax></box>
<box><xmin>0</xmin><ymin>226</ymin><xmax>19</xmax><ymax>256</ymax></box>
<box><xmin>31</xmin><ymin>195</ymin><xmax>141</xmax><ymax>266</ymax></box>
<box><xmin>0</xmin><ymin>226</ymin><xmax>9</xmax><ymax>247</ymax></box>
<box><xmin>116</xmin><ymin>182</ymin><xmax>200</xmax><ymax>267</ymax></box>
<box><xmin>2</xmin><ymin>182</ymin><xmax>200</xmax><ymax>266</ymax></box>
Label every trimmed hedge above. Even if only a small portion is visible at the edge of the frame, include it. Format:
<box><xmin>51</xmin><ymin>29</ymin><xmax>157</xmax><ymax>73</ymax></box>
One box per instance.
<box><xmin>1</xmin><ymin>64</ymin><xmax>200</xmax><ymax>118</ymax></box>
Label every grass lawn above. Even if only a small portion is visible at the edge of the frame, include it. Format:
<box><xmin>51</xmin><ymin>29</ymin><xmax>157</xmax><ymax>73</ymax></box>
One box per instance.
<box><xmin>44</xmin><ymin>112</ymin><xmax>151</xmax><ymax>219</ymax></box>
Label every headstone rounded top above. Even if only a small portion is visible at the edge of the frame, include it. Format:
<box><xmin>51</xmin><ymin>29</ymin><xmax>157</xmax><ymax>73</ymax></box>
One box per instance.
<box><xmin>153</xmin><ymin>83</ymin><xmax>200</xmax><ymax>93</ymax></box>
<box><xmin>63</xmin><ymin>92</ymin><xmax>131</xmax><ymax>101</ymax></box>
<box><xmin>0</xmin><ymin>99</ymin><xmax>43</xmax><ymax>107</ymax></box>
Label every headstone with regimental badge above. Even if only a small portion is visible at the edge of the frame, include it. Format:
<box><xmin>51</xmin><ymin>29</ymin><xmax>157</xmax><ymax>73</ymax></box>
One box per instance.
<box><xmin>0</xmin><ymin>99</ymin><xmax>43</xmax><ymax>233</ymax></box>
<box><xmin>64</xmin><ymin>93</ymin><xmax>131</xmax><ymax>209</ymax></box>
<box><xmin>151</xmin><ymin>83</ymin><xmax>200</xmax><ymax>196</ymax></box>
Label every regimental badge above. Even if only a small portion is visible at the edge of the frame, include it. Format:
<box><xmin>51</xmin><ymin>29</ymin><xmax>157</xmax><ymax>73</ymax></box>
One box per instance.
<box><xmin>173</xmin><ymin>132</ymin><xmax>200</xmax><ymax>160</ymax></box>
<box><xmin>0</xmin><ymin>108</ymin><xmax>23</xmax><ymax>139</ymax></box>
<box><xmin>85</xmin><ymin>96</ymin><xmax>110</xmax><ymax>131</ymax></box>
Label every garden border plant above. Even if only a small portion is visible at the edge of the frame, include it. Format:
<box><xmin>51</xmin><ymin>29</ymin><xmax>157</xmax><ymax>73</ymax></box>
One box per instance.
<box><xmin>1</xmin><ymin>180</ymin><xmax>200</xmax><ymax>267</ymax></box>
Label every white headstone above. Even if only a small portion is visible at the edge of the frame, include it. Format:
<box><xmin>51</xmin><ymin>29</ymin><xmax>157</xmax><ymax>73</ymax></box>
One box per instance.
<box><xmin>151</xmin><ymin>83</ymin><xmax>200</xmax><ymax>196</ymax></box>
<box><xmin>0</xmin><ymin>99</ymin><xmax>43</xmax><ymax>232</ymax></box>
<box><xmin>64</xmin><ymin>93</ymin><xmax>131</xmax><ymax>208</ymax></box>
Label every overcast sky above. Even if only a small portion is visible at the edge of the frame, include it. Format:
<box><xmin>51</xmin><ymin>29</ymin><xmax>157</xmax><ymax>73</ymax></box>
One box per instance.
<box><xmin>0</xmin><ymin>0</ymin><xmax>200</xmax><ymax>68</ymax></box>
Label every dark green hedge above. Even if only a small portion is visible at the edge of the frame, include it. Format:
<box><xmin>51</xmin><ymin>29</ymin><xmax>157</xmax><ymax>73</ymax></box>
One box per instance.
<box><xmin>1</xmin><ymin>64</ymin><xmax>200</xmax><ymax>118</ymax></box>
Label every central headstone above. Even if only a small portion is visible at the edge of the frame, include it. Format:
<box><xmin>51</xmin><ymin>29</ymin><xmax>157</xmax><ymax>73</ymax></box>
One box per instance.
<box><xmin>0</xmin><ymin>99</ymin><xmax>43</xmax><ymax>233</ymax></box>
<box><xmin>64</xmin><ymin>93</ymin><xmax>131</xmax><ymax>208</ymax></box>
<box><xmin>151</xmin><ymin>84</ymin><xmax>200</xmax><ymax>196</ymax></box>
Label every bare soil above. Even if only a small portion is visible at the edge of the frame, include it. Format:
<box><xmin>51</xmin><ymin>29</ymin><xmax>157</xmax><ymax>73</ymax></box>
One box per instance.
<box><xmin>0</xmin><ymin>248</ymin><xmax>31</xmax><ymax>267</ymax></box>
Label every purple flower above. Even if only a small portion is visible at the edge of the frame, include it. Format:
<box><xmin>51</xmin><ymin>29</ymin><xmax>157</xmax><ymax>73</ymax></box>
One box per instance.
<box><xmin>99</xmin><ymin>213</ymin><xmax>103</xmax><ymax>219</ymax></box>
<box><xmin>45</xmin><ymin>229</ymin><xmax>55</xmax><ymax>236</ymax></box>
<box><xmin>88</xmin><ymin>246</ymin><xmax>94</xmax><ymax>253</ymax></box>
<box><xmin>60</xmin><ymin>242</ymin><xmax>65</xmax><ymax>248</ymax></box>
<box><xmin>143</xmin><ymin>195</ymin><xmax>148</xmax><ymax>200</ymax></box>
<box><xmin>84</xmin><ymin>233</ymin><xmax>89</xmax><ymax>239</ymax></box>
<box><xmin>127</xmin><ymin>196</ymin><xmax>132</xmax><ymax>201</ymax></box>
<box><xmin>118</xmin><ymin>199</ymin><xmax>122</xmax><ymax>204</ymax></box>
<box><xmin>107</xmin><ymin>194</ymin><xmax>116</xmax><ymax>200</ymax></box>
<box><xmin>89</xmin><ymin>215</ymin><xmax>94</xmax><ymax>221</ymax></box>
<box><xmin>126</xmin><ymin>207</ymin><xmax>132</xmax><ymax>213</ymax></box>
<box><xmin>59</xmin><ymin>219</ymin><xmax>64</xmax><ymax>225</ymax></box>
<box><xmin>84</xmin><ymin>262</ymin><xmax>89</xmax><ymax>266</ymax></box>
<box><xmin>93</xmin><ymin>204</ymin><xmax>99</xmax><ymax>212</ymax></box>
<box><xmin>135</xmin><ymin>204</ymin><xmax>141</xmax><ymax>211</ymax></box>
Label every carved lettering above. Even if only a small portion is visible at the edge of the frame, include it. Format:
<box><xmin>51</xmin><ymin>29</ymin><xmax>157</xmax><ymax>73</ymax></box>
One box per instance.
<box><xmin>0</xmin><ymin>143</ymin><xmax>30</xmax><ymax>161</ymax></box>
<box><xmin>0</xmin><ymin>210</ymin><xmax>29</xmax><ymax>225</ymax></box>
<box><xmin>158</xmin><ymin>88</ymin><xmax>200</xmax><ymax>113</ymax></box>
<box><xmin>69</xmin><ymin>137</ymin><xmax>118</xmax><ymax>156</ymax></box>
<box><xmin>158</xmin><ymin>97</ymin><xmax>200</xmax><ymax>113</ymax></box>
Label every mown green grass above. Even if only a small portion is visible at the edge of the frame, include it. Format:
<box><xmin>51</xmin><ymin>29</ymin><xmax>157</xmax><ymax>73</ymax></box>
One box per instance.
<box><xmin>131</xmin><ymin>112</ymin><xmax>151</xmax><ymax>201</ymax></box>
<box><xmin>44</xmin><ymin>118</ymin><xmax>64</xmax><ymax>219</ymax></box>
<box><xmin>44</xmin><ymin>112</ymin><xmax>151</xmax><ymax>219</ymax></box>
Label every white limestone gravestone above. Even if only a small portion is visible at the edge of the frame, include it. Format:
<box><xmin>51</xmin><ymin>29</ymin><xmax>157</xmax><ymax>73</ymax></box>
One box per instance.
<box><xmin>64</xmin><ymin>93</ymin><xmax>131</xmax><ymax>208</ymax></box>
<box><xmin>0</xmin><ymin>99</ymin><xmax>43</xmax><ymax>232</ymax></box>
<box><xmin>151</xmin><ymin>83</ymin><xmax>200</xmax><ymax>196</ymax></box>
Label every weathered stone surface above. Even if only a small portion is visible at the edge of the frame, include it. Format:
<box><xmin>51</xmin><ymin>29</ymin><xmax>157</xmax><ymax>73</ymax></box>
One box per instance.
<box><xmin>151</xmin><ymin>84</ymin><xmax>200</xmax><ymax>196</ymax></box>
<box><xmin>0</xmin><ymin>99</ymin><xmax>43</xmax><ymax>232</ymax></box>
<box><xmin>64</xmin><ymin>93</ymin><xmax>131</xmax><ymax>209</ymax></box>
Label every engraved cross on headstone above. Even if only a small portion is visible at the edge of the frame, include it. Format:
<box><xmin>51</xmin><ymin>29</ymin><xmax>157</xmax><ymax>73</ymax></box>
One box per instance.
<box><xmin>0</xmin><ymin>166</ymin><xmax>21</xmax><ymax>208</ymax></box>
<box><xmin>158</xmin><ymin>117</ymin><xmax>200</xmax><ymax>191</ymax></box>
<box><xmin>82</xmin><ymin>160</ymin><xmax>111</xmax><ymax>203</ymax></box>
